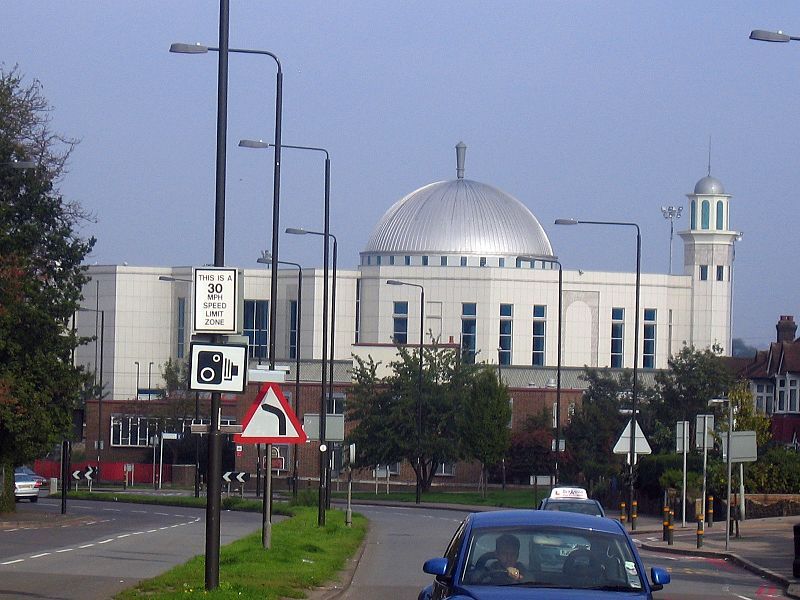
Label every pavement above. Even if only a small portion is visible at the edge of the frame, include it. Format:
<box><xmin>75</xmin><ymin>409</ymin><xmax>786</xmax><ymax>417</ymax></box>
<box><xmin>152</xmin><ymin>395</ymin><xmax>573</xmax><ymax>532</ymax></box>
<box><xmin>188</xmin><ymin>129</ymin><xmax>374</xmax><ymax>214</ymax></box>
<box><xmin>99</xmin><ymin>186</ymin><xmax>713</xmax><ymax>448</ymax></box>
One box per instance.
<box><xmin>5</xmin><ymin>494</ymin><xmax>800</xmax><ymax>599</ymax></box>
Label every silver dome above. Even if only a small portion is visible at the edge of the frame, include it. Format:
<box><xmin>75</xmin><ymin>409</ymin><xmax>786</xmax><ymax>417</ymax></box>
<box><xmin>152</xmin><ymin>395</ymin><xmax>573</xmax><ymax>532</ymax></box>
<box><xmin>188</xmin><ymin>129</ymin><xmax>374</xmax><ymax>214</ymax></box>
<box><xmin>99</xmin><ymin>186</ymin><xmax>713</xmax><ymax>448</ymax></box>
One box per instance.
<box><xmin>694</xmin><ymin>175</ymin><xmax>725</xmax><ymax>195</ymax></box>
<box><xmin>363</xmin><ymin>178</ymin><xmax>554</xmax><ymax>258</ymax></box>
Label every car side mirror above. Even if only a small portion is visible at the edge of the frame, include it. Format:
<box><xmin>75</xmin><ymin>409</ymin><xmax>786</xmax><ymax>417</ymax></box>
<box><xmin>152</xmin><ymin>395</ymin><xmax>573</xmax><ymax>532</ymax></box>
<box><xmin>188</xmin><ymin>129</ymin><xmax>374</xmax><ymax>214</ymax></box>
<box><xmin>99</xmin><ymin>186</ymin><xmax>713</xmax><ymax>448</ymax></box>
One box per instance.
<box><xmin>650</xmin><ymin>566</ymin><xmax>670</xmax><ymax>591</ymax></box>
<box><xmin>423</xmin><ymin>557</ymin><xmax>449</xmax><ymax>577</ymax></box>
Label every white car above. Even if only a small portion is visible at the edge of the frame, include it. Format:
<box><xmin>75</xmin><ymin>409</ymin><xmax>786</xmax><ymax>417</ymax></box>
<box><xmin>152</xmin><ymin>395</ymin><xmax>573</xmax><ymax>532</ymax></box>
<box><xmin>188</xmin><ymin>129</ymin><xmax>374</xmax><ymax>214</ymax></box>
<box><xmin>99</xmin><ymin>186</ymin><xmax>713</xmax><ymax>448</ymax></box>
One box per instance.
<box><xmin>14</xmin><ymin>472</ymin><xmax>41</xmax><ymax>502</ymax></box>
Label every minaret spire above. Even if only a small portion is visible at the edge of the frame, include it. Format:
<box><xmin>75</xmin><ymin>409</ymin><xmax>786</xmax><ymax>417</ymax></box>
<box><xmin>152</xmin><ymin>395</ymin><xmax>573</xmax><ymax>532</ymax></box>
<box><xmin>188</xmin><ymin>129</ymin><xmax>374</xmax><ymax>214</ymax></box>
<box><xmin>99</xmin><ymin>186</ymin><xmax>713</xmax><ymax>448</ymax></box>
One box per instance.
<box><xmin>455</xmin><ymin>141</ymin><xmax>466</xmax><ymax>179</ymax></box>
<box><xmin>707</xmin><ymin>135</ymin><xmax>712</xmax><ymax>176</ymax></box>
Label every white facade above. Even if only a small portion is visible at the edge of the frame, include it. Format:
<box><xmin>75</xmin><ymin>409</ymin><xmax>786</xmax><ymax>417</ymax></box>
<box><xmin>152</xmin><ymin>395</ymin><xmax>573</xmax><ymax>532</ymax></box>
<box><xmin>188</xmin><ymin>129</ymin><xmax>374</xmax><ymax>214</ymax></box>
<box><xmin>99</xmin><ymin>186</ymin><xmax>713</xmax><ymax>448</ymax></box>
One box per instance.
<box><xmin>75</xmin><ymin>147</ymin><xmax>736</xmax><ymax>400</ymax></box>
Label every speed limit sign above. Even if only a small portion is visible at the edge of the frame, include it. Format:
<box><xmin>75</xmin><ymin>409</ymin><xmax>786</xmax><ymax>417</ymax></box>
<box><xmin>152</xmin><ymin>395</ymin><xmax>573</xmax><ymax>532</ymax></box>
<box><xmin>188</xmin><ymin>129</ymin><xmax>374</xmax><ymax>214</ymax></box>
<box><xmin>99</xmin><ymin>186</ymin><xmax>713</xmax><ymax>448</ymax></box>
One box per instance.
<box><xmin>192</xmin><ymin>267</ymin><xmax>242</xmax><ymax>334</ymax></box>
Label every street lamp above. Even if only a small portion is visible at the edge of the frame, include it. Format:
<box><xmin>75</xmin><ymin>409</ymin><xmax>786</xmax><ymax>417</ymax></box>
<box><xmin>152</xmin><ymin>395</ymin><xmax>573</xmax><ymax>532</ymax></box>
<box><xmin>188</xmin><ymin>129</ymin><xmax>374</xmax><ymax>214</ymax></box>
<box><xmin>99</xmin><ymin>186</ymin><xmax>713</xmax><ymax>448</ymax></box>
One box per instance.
<box><xmin>709</xmin><ymin>397</ymin><xmax>734</xmax><ymax>551</ymax></box>
<box><xmin>169</xmin><ymin>35</ymin><xmax>283</xmax><ymax>560</ymax></box>
<box><xmin>77</xmin><ymin>307</ymin><xmax>104</xmax><ymax>468</ymax></box>
<box><xmin>258</xmin><ymin>250</ymin><xmax>303</xmax><ymax>501</ymax></box>
<box><xmin>660</xmin><ymin>206</ymin><xmax>682</xmax><ymax>275</ymax></box>
<box><xmin>556</xmin><ymin>217</ymin><xmax>641</xmax><ymax>527</ymax></box>
<box><xmin>287</xmin><ymin>224</ymin><xmax>336</xmax><ymax>518</ymax></box>
<box><xmin>386</xmin><ymin>279</ymin><xmax>425</xmax><ymax>504</ymax></box>
<box><xmin>518</xmin><ymin>256</ymin><xmax>563</xmax><ymax>484</ymax></box>
<box><xmin>1</xmin><ymin>159</ymin><xmax>35</xmax><ymax>169</ymax></box>
<box><xmin>750</xmin><ymin>29</ymin><xmax>800</xmax><ymax>43</ymax></box>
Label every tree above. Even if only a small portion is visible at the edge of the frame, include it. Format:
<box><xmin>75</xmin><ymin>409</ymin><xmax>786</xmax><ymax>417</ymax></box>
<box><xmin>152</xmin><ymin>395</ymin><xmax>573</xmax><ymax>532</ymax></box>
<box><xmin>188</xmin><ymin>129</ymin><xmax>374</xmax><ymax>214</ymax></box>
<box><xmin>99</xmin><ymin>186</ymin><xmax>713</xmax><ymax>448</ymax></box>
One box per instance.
<box><xmin>456</xmin><ymin>367</ymin><xmax>511</xmax><ymax>497</ymax></box>
<box><xmin>561</xmin><ymin>369</ymin><xmax>628</xmax><ymax>490</ymax></box>
<box><xmin>499</xmin><ymin>411</ymin><xmax>554</xmax><ymax>485</ymax></box>
<box><xmin>0</xmin><ymin>66</ymin><xmax>94</xmax><ymax>511</ymax></box>
<box><xmin>651</xmin><ymin>344</ymin><xmax>732</xmax><ymax>454</ymax></box>
<box><xmin>346</xmin><ymin>342</ymin><xmax>510</xmax><ymax>495</ymax></box>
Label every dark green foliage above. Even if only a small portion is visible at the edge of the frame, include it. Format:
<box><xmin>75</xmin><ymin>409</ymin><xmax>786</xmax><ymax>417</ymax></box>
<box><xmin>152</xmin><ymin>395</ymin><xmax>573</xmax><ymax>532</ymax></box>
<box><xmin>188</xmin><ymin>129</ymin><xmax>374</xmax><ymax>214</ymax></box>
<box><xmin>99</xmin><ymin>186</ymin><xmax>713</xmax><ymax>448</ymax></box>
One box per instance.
<box><xmin>0</xmin><ymin>66</ymin><xmax>94</xmax><ymax>510</ymax></box>
<box><xmin>346</xmin><ymin>342</ymin><xmax>510</xmax><ymax>495</ymax></box>
<box><xmin>499</xmin><ymin>411</ymin><xmax>554</xmax><ymax>484</ymax></box>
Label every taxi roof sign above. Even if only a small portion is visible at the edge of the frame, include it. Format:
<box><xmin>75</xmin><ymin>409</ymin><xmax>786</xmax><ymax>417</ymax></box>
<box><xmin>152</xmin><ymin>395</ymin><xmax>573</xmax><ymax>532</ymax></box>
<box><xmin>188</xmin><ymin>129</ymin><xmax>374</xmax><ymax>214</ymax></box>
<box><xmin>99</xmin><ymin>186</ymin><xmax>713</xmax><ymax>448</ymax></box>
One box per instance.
<box><xmin>549</xmin><ymin>486</ymin><xmax>588</xmax><ymax>499</ymax></box>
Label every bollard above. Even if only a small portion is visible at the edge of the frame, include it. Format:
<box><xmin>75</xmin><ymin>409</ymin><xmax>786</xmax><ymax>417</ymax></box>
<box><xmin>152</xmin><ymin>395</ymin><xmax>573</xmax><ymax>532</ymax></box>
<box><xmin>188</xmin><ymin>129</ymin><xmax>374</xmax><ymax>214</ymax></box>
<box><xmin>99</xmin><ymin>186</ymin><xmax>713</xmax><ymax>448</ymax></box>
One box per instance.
<box><xmin>631</xmin><ymin>500</ymin><xmax>638</xmax><ymax>531</ymax></box>
<box><xmin>707</xmin><ymin>495</ymin><xmax>714</xmax><ymax>527</ymax></box>
<box><xmin>793</xmin><ymin>523</ymin><xmax>800</xmax><ymax>578</ymax></box>
<box><xmin>697</xmin><ymin>514</ymin><xmax>704</xmax><ymax>548</ymax></box>
<box><xmin>667</xmin><ymin>509</ymin><xmax>674</xmax><ymax>545</ymax></box>
<box><xmin>619</xmin><ymin>502</ymin><xmax>627</xmax><ymax>523</ymax></box>
<box><xmin>662</xmin><ymin>505</ymin><xmax>670</xmax><ymax>541</ymax></box>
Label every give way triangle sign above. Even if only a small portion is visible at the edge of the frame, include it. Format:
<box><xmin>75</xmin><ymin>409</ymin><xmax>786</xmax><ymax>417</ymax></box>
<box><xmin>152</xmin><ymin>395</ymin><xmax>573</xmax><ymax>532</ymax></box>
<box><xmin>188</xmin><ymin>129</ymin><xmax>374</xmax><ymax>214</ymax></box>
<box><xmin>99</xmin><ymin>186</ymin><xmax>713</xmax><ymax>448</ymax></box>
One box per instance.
<box><xmin>234</xmin><ymin>383</ymin><xmax>307</xmax><ymax>444</ymax></box>
<box><xmin>612</xmin><ymin>420</ymin><xmax>652</xmax><ymax>464</ymax></box>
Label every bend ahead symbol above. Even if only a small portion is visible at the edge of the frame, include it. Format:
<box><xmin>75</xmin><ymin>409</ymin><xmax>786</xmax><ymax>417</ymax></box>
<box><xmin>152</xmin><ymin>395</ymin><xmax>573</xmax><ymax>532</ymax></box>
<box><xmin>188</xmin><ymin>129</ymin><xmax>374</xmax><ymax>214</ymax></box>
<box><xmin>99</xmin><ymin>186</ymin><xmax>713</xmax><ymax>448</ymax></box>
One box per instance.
<box><xmin>261</xmin><ymin>401</ymin><xmax>286</xmax><ymax>436</ymax></box>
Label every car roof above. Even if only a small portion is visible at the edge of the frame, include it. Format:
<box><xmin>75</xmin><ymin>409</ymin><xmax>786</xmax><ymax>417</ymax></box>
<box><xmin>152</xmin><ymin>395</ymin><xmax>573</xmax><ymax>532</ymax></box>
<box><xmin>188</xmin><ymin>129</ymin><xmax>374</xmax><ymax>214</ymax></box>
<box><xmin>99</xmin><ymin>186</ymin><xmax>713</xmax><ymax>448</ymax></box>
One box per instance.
<box><xmin>467</xmin><ymin>509</ymin><xmax>622</xmax><ymax>534</ymax></box>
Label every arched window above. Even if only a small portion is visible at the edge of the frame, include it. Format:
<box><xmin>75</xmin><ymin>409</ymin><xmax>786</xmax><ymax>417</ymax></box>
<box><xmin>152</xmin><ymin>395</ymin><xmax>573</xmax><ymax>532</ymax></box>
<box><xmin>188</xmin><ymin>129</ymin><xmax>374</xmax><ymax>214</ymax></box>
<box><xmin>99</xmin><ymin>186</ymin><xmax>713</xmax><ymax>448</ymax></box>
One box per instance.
<box><xmin>716</xmin><ymin>200</ymin><xmax>724</xmax><ymax>230</ymax></box>
<box><xmin>701</xmin><ymin>200</ymin><xmax>710</xmax><ymax>229</ymax></box>
<box><xmin>690</xmin><ymin>200</ymin><xmax>696</xmax><ymax>229</ymax></box>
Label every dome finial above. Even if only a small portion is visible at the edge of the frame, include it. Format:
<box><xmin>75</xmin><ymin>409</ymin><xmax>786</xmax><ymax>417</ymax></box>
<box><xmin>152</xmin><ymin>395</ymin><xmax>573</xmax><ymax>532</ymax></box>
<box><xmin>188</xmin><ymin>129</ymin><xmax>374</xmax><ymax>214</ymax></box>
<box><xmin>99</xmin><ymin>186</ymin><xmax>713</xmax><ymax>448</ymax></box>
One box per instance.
<box><xmin>455</xmin><ymin>141</ymin><xmax>466</xmax><ymax>179</ymax></box>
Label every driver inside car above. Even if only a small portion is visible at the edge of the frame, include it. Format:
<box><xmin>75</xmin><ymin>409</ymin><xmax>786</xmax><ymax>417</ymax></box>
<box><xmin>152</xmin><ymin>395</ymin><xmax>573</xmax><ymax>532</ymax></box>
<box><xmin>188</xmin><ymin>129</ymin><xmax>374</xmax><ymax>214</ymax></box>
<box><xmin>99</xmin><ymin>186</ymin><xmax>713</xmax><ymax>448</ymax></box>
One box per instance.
<box><xmin>491</xmin><ymin>533</ymin><xmax>527</xmax><ymax>581</ymax></box>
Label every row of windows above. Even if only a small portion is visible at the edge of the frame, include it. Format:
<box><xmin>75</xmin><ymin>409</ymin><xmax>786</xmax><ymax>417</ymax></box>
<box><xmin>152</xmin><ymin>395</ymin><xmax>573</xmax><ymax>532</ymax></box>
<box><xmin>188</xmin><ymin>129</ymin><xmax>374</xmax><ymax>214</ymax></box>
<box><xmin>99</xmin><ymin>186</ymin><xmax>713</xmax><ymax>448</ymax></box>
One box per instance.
<box><xmin>180</xmin><ymin>298</ymin><xmax>660</xmax><ymax>369</ymax></box>
<box><xmin>363</xmin><ymin>255</ymin><xmax>554</xmax><ymax>269</ymax></box>
<box><xmin>690</xmin><ymin>199</ymin><xmax>726</xmax><ymax>231</ymax></box>
<box><xmin>110</xmin><ymin>415</ymin><xmax>236</xmax><ymax>447</ymax></box>
<box><xmin>699</xmin><ymin>265</ymin><xmax>727</xmax><ymax>281</ymax></box>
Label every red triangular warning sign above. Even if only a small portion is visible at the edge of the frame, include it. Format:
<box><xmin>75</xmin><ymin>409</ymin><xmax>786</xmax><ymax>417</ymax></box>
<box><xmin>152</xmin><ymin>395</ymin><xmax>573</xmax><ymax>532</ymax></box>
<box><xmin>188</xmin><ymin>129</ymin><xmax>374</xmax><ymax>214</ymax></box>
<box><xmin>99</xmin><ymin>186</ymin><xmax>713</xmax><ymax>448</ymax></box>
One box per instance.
<box><xmin>234</xmin><ymin>383</ymin><xmax>307</xmax><ymax>444</ymax></box>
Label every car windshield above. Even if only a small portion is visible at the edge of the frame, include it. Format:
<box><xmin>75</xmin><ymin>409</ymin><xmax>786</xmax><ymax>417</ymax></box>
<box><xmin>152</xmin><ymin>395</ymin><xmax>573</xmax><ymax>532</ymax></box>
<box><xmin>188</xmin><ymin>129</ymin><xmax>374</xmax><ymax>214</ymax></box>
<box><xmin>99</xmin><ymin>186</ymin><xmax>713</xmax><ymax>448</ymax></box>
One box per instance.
<box><xmin>460</xmin><ymin>525</ymin><xmax>643</xmax><ymax>591</ymax></box>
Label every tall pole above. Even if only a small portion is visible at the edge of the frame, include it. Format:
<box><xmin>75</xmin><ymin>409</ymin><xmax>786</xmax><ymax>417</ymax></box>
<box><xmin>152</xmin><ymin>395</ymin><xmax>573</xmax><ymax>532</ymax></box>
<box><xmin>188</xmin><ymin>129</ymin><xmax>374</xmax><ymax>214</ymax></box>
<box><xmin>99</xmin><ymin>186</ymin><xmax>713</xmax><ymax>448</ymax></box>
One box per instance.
<box><xmin>98</xmin><ymin>311</ymin><xmax>104</xmax><ymax>468</ymax></box>
<box><xmin>555</xmin><ymin>261</ymin><xmax>562</xmax><ymax>485</ymax></box>
<box><xmin>326</xmin><ymin>235</ymin><xmax>337</xmax><ymax>509</ymax></box>
<box><xmin>554</xmin><ymin>218</ymin><xmax>640</xmax><ymax>526</ymax></box>
<box><xmin>416</xmin><ymin>286</ymin><xmax>424</xmax><ymax>504</ymax></box>
<box><xmin>134</xmin><ymin>361</ymin><xmax>140</xmax><ymax>399</ymax></box>
<box><xmin>318</xmin><ymin>157</ymin><xmax>330</xmax><ymax>527</ymax></box>
<box><xmin>148</xmin><ymin>362</ymin><xmax>154</xmax><ymax>401</ymax></box>
<box><xmin>725</xmin><ymin>398</ymin><xmax>733</xmax><ymax>550</ymax></box>
<box><xmin>293</xmin><ymin>265</ymin><xmax>302</xmax><ymax>501</ymax></box>
<box><xmin>205</xmin><ymin>0</ymin><xmax>229</xmax><ymax>589</ymax></box>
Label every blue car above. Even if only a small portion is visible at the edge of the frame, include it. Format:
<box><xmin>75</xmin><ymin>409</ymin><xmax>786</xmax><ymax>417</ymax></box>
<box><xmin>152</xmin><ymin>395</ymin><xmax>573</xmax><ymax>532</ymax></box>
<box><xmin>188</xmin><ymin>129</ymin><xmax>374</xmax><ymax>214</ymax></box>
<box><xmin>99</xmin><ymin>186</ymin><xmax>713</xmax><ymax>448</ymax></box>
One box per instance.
<box><xmin>419</xmin><ymin>509</ymin><xmax>670</xmax><ymax>599</ymax></box>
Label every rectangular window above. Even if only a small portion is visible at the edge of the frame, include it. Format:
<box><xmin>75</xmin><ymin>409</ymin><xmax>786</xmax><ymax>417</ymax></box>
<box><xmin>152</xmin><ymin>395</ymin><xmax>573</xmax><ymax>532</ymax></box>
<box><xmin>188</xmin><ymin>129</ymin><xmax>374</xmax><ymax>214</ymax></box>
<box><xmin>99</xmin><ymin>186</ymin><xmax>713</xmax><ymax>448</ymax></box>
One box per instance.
<box><xmin>376</xmin><ymin>255</ymin><xmax>382</xmax><ymax>265</ymax></box>
<box><xmin>611</xmin><ymin>307</ymin><xmax>624</xmax><ymax>368</ymax></box>
<box><xmin>791</xmin><ymin>388</ymin><xmax>798</xmax><ymax>413</ymax></box>
<box><xmin>244</xmin><ymin>300</ymin><xmax>269</xmax><ymax>360</ymax></box>
<box><xmin>435</xmin><ymin>462</ymin><xmax>455</xmax><ymax>476</ymax></box>
<box><xmin>393</xmin><ymin>301</ymin><xmax>408</xmax><ymax>344</ymax></box>
<box><xmin>716</xmin><ymin>265</ymin><xmax>724</xmax><ymax>281</ymax></box>
<box><xmin>779</xmin><ymin>390</ymin><xmax>786</xmax><ymax>412</ymax></box>
<box><xmin>422</xmin><ymin>255</ymin><xmax>429</xmax><ymax>266</ymax></box>
<box><xmin>355</xmin><ymin>279</ymin><xmax>361</xmax><ymax>344</ymax></box>
<box><xmin>327</xmin><ymin>392</ymin><xmax>346</xmax><ymax>415</ymax></box>
<box><xmin>111</xmin><ymin>415</ymin><xmax>161</xmax><ymax>447</ymax></box>
<box><xmin>404</xmin><ymin>256</ymin><xmax>411</xmax><ymax>266</ymax></box>
<box><xmin>699</xmin><ymin>265</ymin><xmax>708</xmax><ymax>281</ymax></box>
<box><xmin>176</xmin><ymin>297</ymin><xmax>186</xmax><ymax>359</ymax></box>
<box><xmin>499</xmin><ymin>304</ymin><xmax>512</xmax><ymax>365</ymax></box>
<box><xmin>643</xmin><ymin>308</ymin><xmax>656</xmax><ymax>369</ymax></box>
<box><xmin>441</xmin><ymin>256</ymin><xmax>448</xmax><ymax>266</ymax></box>
<box><xmin>289</xmin><ymin>300</ymin><xmax>298</xmax><ymax>360</ymax></box>
<box><xmin>389</xmin><ymin>255</ymin><xmax>395</xmax><ymax>265</ymax></box>
<box><xmin>480</xmin><ymin>257</ymin><xmax>487</xmax><ymax>267</ymax></box>
<box><xmin>532</xmin><ymin>304</ymin><xmax>546</xmax><ymax>366</ymax></box>
<box><xmin>461</xmin><ymin>303</ymin><xmax>477</xmax><ymax>364</ymax></box>
<box><xmin>498</xmin><ymin>257</ymin><xmax>505</xmax><ymax>268</ymax></box>
<box><xmin>460</xmin><ymin>256</ymin><xmax>467</xmax><ymax>267</ymax></box>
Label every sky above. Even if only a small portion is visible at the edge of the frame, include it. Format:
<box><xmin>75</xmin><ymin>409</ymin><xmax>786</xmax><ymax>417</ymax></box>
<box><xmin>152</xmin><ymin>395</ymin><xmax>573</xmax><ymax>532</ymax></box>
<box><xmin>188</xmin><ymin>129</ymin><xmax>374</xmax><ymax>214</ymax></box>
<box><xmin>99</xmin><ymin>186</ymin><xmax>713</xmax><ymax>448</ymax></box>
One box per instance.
<box><xmin>2</xmin><ymin>1</ymin><xmax>800</xmax><ymax>350</ymax></box>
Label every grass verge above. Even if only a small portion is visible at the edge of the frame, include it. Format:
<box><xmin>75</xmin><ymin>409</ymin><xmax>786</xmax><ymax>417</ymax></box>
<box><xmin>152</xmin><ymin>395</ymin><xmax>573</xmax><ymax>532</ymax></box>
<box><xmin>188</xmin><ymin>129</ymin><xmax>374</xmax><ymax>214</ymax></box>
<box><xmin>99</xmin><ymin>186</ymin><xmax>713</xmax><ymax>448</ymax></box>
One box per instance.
<box><xmin>114</xmin><ymin>506</ymin><xmax>366</xmax><ymax>599</ymax></box>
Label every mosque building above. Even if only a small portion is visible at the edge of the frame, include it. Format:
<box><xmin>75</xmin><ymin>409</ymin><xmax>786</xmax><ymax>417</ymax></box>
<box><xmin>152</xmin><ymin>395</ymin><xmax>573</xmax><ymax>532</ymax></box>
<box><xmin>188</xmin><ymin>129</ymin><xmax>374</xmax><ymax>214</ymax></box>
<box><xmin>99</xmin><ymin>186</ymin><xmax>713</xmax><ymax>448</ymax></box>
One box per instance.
<box><xmin>74</xmin><ymin>143</ymin><xmax>739</xmax><ymax>486</ymax></box>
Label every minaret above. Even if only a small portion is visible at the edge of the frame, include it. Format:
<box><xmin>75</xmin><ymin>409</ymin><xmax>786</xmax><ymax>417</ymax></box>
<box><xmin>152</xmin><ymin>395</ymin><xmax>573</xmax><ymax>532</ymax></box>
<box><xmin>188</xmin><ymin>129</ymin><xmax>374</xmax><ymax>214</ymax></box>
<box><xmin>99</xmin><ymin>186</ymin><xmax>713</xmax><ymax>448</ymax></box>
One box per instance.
<box><xmin>678</xmin><ymin>171</ymin><xmax>740</xmax><ymax>354</ymax></box>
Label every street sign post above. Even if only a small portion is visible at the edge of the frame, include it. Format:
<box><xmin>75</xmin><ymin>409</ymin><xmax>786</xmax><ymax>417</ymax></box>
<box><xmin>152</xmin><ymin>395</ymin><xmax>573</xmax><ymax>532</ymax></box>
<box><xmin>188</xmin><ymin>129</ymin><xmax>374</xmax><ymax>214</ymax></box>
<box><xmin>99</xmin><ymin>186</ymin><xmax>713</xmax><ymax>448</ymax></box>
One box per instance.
<box><xmin>676</xmin><ymin>420</ymin><xmax>689</xmax><ymax>527</ymax></box>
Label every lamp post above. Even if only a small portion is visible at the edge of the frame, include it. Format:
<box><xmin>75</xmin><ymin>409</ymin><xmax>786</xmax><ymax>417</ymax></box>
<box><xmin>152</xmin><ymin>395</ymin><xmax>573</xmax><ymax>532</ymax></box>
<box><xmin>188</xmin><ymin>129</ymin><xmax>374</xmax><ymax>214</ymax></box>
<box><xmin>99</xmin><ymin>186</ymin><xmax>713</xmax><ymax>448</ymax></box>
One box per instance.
<box><xmin>148</xmin><ymin>362</ymin><xmax>154</xmax><ymax>401</ymax></box>
<box><xmin>77</xmin><ymin>307</ymin><xmax>104</xmax><ymax>468</ymax></box>
<box><xmin>1</xmin><ymin>159</ymin><xmax>35</xmax><ymax>169</ymax></box>
<box><xmin>750</xmin><ymin>29</ymin><xmax>800</xmax><ymax>43</ymax></box>
<box><xmin>287</xmin><ymin>224</ymin><xmax>336</xmax><ymax>516</ymax></box>
<box><xmin>518</xmin><ymin>256</ymin><xmax>562</xmax><ymax>484</ymax></box>
<box><xmin>258</xmin><ymin>251</ymin><xmax>303</xmax><ymax>501</ymax></box>
<box><xmin>169</xmin><ymin>3</ymin><xmax>235</xmax><ymax>585</ymax></box>
<box><xmin>386</xmin><ymin>279</ymin><xmax>425</xmax><ymax>504</ymax></box>
<box><xmin>710</xmin><ymin>397</ymin><xmax>734</xmax><ymax>551</ymax></box>
<box><xmin>556</xmin><ymin>218</ymin><xmax>641</xmax><ymax>526</ymax></box>
<box><xmin>239</xmin><ymin>140</ymin><xmax>330</xmax><ymax>522</ymax></box>
<box><xmin>158</xmin><ymin>275</ymin><xmax>201</xmax><ymax>498</ymax></box>
<box><xmin>660</xmin><ymin>206</ymin><xmax>682</xmax><ymax>275</ymax></box>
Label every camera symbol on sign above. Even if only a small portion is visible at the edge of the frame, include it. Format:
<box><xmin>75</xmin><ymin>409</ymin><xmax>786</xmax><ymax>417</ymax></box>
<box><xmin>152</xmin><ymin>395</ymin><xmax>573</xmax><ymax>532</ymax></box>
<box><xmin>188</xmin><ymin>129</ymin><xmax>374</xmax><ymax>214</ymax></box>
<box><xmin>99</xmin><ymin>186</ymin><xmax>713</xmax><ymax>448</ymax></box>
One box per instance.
<box><xmin>197</xmin><ymin>351</ymin><xmax>239</xmax><ymax>385</ymax></box>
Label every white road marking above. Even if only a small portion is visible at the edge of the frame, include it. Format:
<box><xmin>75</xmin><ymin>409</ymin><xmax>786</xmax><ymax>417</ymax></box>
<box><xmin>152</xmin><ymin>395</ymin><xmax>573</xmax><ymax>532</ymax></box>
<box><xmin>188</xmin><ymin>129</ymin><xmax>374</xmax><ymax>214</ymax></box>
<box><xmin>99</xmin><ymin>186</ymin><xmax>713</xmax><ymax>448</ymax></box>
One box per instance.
<box><xmin>30</xmin><ymin>553</ymin><xmax>50</xmax><ymax>558</ymax></box>
<box><xmin>117</xmin><ymin>533</ymin><xmax>131</xmax><ymax>538</ymax></box>
<box><xmin>1</xmin><ymin>559</ymin><xmax>24</xmax><ymax>565</ymax></box>
<box><xmin>78</xmin><ymin>544</ymin><xmax>95</xmax><ymax>548</ymax></box>
<box><xmin>55</xmin><ymin>548</ymin><xmax>73</xmax><ymax>553</ymax></box>
<box><xmin>98</xmin><ymin>538</ymin><xmax>114</xmax><ymax>544</ymax></box>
